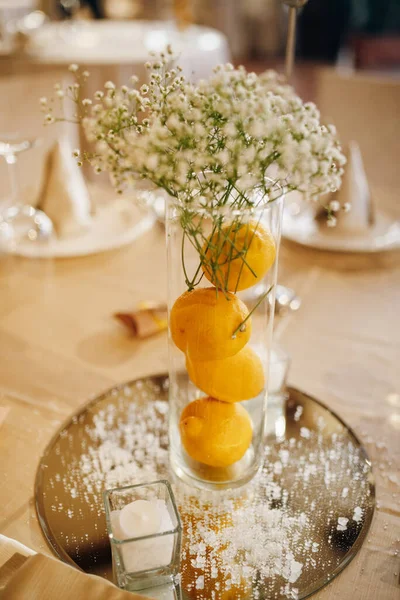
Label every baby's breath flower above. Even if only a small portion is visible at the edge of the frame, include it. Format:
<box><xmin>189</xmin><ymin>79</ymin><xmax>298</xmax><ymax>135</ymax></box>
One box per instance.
<box><xmin>343</xmin><ymin>202</ymin><xmax>351</xmax><ymax>212</ymax></box>
<box><xmin>56</xmin><ymin>90</ymin><xmax>64</xmax><ymax>98</ymax></box>
<box><xmin>146</xmin><ymin>154</ymin><xmax>158</xmax><ymax>170</ymax></box>
<box><xmin>72</xmin><ymin>149</ymin><xmax>80</xmax><ymax>157</ymax></box>
<box><xmin>77</xmin><ymin>161</ymin><xmax>83</xmax><ymax>167</ymax></box>
<box><xmin>39</xmin><ymin>97</ymin><xmax>47</xmax><ymax>105</ymax></box>
<box><xmin>68</xmin><ymin>64</ymin><xmax>79</xmax><ymax>72</ymax></box>
<box><xmin>327</xmin><ymin>216</ymin><xmax>337</xmax><ymax>227</ymax></box>
<box><xmin>329</xmin><ymin>200</ymin><xmax>340</xmax><ymax>212</ymax></box>
<box><xmin>41</xmin><ymin>55</ymin><xmax>345</xmax><ymax>232</ymax></box>
<box><xmin>82</xmin><ymin>70</ymin><xmax>90</xmax><ymax>78</ymax></box>
<box><xmin>39</xmin><ymin>52</ymin><xmax>348</xmax><ymax>304</ymax></box>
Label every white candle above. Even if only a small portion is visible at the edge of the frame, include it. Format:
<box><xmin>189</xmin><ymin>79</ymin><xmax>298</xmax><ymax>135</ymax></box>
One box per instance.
<box><xmin>111</xmin><ymin>499</ymin><xmax>174</xmax><ymax>573</ymax></box>
<box><xmin>119</xmin><ymin>499</ymin><xmax>162</xmax><ymax>538</ymax></box>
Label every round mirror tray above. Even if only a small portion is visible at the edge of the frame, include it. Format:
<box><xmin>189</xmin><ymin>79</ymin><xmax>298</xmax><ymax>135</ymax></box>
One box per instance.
<box><xmin>35</xmin><ymin>375</ymin><xmax>375</xmax><ymax>600</ymax></box>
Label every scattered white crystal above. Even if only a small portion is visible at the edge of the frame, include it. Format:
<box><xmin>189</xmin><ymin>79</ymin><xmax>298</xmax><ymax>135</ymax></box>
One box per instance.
<box><xmin>300</xmin><ymin>427</ymin><xmax>311</xmax><ymax>439</ymax></box>
<box><xmin>55</xmin><ymin>382</ymin><xmax>372</xmax><ymax>599</ymax></box>
<box><xmin>279</xmin><ymin>449</ymin><xmax>290</xmax><ymax>466</ymax></box>
<box><xmin>195</xmin><ymin>576</ymin><xmax>204</xmax><ymax>590</ymax></box>
<box><xmin>337</xmin><ymin>517</ymin><xmax>349</xmax><ymax>531</ymax></box>
<box><xmin>294</xmin><ymin>406</ymin><xmax>303</xmax><ymax>421</ymax></box>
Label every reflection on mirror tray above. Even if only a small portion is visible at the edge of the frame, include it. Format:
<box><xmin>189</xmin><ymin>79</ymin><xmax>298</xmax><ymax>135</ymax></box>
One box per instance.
<box><xmin>35</xmin><ymin>375</ymin><xmax>374</xmax><ymax>600</ymax></box>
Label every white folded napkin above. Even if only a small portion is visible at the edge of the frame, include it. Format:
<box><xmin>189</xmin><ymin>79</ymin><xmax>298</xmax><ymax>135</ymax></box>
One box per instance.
<box><xmin>324</xmin><ymin>141</ymin><xmax>373</xmax><ymax>234</ymax></box>
<box><xmin>40</xmin><ymin>138</ymin><xmax>92</xmax><ymax>238</ymax></box>
<box><xmin>0</xmin><ymin>541</ymin><xmax>149</xmax><ymax>600</ymax></box>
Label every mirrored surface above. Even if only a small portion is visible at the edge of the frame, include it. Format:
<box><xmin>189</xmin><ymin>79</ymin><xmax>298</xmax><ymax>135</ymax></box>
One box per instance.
<box><xmin>35</xmin><ymin>375</ymin><xmax>374</xmax><ymax>599</ymax></box>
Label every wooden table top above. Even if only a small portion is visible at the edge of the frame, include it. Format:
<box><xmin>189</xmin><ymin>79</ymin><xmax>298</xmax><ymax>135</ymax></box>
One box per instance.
<box><xmin>0</xmin><ymin>66</ymin><xmax>399</xmax><ymax>600</ymax></box>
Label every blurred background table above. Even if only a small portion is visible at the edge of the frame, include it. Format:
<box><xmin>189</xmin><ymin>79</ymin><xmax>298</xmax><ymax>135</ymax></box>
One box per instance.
<box><xmin>0</xmin><ymin>1</ymin><xmax>400</xmax><ymax>598</ymax></box>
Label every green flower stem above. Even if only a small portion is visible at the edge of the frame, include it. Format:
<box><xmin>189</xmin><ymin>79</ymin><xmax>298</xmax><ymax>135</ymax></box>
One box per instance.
<box><xmin>181</xmin><ymin>231</ymin><xmax>193</xmax><ymax>290</ymax></box>
<box><xmin>231</xmin><ymin>284</ymin><xmax>274</xmax><ymax>339</ymax></box>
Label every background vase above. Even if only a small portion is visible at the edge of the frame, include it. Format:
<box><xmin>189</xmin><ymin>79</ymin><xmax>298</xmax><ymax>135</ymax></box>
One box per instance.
<box><xmin>166</xmin><ymin>191</ymin><xmax>284</xmax><ymax>490</ymax></box>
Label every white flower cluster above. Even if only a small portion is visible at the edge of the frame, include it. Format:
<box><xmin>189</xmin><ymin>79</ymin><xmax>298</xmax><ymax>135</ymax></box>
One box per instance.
<box><xmin>43</xmin><ymin>51</ymin><xmax>346</xmax><ymax>213</ymax></box>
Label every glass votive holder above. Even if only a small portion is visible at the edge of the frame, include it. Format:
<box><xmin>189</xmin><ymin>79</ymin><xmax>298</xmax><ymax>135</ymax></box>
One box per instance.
<box><xmin>139</xmin><ymin>581</ymin><xmax>182</xmax><ymax>600</ymax></box>
<box><xmin>103</xmin><ymin>479</ymin><xmax>182</xmax><ymax>592</ymax></box>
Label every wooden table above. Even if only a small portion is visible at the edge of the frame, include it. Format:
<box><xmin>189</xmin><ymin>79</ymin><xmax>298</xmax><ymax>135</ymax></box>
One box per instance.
<box><xmin>0</xmin><ymin>67</ymin><xmax>400</xmax><ymax>600</ymax></box>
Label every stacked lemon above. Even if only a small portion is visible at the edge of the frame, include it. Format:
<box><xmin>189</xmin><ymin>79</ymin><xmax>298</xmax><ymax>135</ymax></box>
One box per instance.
<box><xmin>170</xmin><ymin>221</ymin><xmax>276</xmax><ymax>468</ymax></box>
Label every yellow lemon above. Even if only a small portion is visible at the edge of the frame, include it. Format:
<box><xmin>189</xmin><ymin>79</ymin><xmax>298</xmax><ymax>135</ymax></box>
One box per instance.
<box><xmin>170</xmin><ymin>287</ymin><xmax>251</xmax><ymax>361</ymax></box>
<box><xmin>187</xmin><ymin>346</ymin><xmax>265</xmax><ymax>403</ymax></box>
<box><xmin>202</xmin><ymin>220</ymin><xmax>276</xmax><ymax>292</ymax></box>
<box><xmin>179</xmin><ymin>397</ymin><xmax>253</xmax><ymax>468</ymax></box>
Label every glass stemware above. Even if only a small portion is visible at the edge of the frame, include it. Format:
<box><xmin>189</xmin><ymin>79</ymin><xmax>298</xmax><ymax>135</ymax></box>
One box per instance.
<box><xmin>0</xmin><ymin>135</ymin><xmax>53</xmax><ymax>249</ymax></box>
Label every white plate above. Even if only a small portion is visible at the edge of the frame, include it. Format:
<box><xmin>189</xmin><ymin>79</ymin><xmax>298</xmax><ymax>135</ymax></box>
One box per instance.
<box><xmin>11</xmin><ymin>196</ymin><xmax>156</xmax><ymax>258</ymax></box>
<box><xmin>282</xmin><ymin>204</ymin><xmax>400</xmax><ymax>253</ymax></box>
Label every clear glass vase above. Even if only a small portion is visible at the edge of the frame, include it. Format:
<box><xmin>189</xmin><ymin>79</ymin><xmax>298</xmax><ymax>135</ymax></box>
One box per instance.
<box><xmin>166</xmin><ymin>188</ymin><xmax>284</xmax><ymax>490</ymax></box>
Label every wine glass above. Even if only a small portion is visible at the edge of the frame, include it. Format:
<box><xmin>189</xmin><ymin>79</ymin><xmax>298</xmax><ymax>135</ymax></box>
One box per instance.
<box><xmin>0</xmin><ymin>135</ymin><xmax>53</xmax><ymax>249</ymax></box>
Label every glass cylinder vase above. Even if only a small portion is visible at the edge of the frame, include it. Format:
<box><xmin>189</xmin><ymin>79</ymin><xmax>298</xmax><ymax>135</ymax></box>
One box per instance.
<box><xmin>166</xmin><ymin>189</ymin><xmax>284</xmax><ymax>491</ymax></box>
